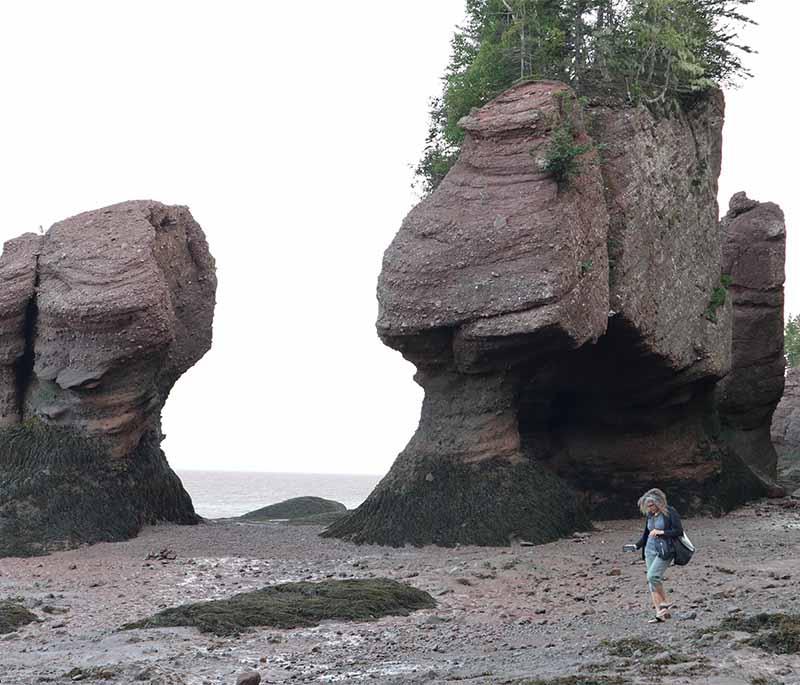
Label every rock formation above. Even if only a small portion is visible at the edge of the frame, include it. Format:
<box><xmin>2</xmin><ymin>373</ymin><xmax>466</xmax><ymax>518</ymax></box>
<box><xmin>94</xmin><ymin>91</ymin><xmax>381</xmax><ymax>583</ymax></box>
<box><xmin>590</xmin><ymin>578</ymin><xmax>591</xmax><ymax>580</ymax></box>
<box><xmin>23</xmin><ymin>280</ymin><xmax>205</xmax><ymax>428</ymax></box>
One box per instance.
<box><xmin>0</xmin><ymin>200</ymin><xmax>216</xmax><ymax>557</ymax></box>
<box><xmin>325</xmin><ymin>81</ymin><xmax>784</xmax><ymax>548</ymax></box>
<box><xmin>716</xmin><ymin>193</ymin><xmax>786</xmax><ymax>493</ymax></box>
<box><xmin>771</xmin><ymin>367</ymin><xmax>800</xmax><ymax>495</ymax></box>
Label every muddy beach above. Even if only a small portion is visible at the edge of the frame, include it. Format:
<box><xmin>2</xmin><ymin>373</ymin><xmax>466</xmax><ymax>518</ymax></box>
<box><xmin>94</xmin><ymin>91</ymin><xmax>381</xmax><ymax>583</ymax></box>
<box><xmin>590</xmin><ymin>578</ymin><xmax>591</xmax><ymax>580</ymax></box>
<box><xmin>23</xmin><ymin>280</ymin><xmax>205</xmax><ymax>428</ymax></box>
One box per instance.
<box><xmin>1</xmin><ymin>498</ymin><xmax>799</xmax><ymax>685</ymax></box>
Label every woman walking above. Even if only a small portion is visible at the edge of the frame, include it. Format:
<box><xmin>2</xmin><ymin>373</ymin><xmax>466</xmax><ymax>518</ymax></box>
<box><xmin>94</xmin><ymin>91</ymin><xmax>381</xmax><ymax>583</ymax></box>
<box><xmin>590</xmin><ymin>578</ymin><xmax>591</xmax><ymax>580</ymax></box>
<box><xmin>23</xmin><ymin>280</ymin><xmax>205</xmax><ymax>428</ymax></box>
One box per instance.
<box><xmin>633</xmin><ymin>488</ymin><xmax>684</xmax><ymax>623</ymax></box>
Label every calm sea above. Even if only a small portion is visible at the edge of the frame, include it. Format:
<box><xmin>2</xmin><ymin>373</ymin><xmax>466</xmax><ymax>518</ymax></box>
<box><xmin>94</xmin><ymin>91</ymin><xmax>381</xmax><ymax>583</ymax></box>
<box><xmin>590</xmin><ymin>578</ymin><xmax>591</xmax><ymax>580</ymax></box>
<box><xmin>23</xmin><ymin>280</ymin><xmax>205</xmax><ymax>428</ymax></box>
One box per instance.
<box><xmin>176</xmin><ymin>470</ymin><xmax>382</xmax><ymax>519</ymax></box>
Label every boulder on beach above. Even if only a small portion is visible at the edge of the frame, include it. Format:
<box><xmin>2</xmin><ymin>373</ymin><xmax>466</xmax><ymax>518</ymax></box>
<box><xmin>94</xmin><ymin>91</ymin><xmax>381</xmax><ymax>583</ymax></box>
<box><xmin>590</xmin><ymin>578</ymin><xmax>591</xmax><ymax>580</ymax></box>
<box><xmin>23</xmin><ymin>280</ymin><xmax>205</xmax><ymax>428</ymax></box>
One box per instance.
<box><xmin>239</xmin><ymin>496</ymin><xmax>347</xmax><ymax>522</ymax></box>
<box><xmin>0</xmin><ymin>201</ymin><xmax>216</xmax><ymax>557</ymax></box>
<box><xmin>324</xmin><ymin>81</ymin><xmax>785</xmax><ymax>548</ymax></box>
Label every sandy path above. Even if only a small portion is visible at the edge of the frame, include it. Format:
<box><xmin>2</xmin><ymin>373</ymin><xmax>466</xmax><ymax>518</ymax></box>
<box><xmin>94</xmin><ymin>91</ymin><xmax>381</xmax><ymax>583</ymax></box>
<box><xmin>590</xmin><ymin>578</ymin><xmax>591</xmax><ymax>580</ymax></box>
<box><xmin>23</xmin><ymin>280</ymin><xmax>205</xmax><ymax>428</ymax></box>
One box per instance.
<box><xmin>1</xmin><ymin>499</ymin><xmax>798</xmax><ymax>684</ymax></box>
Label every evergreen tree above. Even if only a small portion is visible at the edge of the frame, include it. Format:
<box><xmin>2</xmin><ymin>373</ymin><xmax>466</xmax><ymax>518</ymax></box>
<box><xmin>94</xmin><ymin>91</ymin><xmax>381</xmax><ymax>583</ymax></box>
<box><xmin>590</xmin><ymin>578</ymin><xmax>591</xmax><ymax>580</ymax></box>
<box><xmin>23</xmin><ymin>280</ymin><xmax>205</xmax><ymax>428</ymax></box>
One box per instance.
<box><xmin>785</xmin><ymin>314</ymin><xmax>800</xmax><ymax>368</ymax></box>
<box><xmin>415</xmin><ymin>0</ymin><xmax>754</xmax><ymax>194</ymax></box>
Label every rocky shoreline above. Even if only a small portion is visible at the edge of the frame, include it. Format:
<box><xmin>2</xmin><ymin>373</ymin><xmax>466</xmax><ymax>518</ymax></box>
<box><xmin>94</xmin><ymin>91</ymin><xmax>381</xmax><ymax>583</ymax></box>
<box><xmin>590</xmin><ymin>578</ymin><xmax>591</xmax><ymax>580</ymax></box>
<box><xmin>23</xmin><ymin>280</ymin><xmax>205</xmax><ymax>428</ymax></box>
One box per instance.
<box><xmin>1</xmin><ymin>498</ymin><xmax>798</xmax><ymax>684</ymax></box>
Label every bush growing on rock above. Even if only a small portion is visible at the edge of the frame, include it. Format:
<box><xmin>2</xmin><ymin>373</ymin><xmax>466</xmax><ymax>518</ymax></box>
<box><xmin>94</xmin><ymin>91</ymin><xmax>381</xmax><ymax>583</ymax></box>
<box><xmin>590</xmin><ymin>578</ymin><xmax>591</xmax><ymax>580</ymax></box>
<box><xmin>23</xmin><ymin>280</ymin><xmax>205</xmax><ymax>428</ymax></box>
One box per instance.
<box><xmin>416</xmin><ymin>0</ymin><xmax>754</xmax><ymax>193</ymax></box>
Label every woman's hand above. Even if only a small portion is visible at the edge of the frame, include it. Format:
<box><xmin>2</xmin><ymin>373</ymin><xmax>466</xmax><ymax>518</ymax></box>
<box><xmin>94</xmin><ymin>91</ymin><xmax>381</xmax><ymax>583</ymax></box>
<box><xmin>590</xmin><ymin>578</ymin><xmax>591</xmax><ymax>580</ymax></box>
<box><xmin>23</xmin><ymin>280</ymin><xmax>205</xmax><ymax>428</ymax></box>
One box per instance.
<box><xmin>649</xmin><ymin>529</ymin><xmax>664</xmax><ymax>537</ymax></box>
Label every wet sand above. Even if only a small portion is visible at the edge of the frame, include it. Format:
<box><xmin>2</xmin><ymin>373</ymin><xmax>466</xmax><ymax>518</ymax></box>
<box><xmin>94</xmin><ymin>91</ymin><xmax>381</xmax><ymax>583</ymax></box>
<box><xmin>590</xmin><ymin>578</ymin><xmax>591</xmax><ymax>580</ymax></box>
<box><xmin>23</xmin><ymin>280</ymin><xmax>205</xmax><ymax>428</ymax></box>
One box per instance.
<box><xmin>1</xmin><ymin>498</ymin><xmax>798</xmax><ymax>684</ymax></box>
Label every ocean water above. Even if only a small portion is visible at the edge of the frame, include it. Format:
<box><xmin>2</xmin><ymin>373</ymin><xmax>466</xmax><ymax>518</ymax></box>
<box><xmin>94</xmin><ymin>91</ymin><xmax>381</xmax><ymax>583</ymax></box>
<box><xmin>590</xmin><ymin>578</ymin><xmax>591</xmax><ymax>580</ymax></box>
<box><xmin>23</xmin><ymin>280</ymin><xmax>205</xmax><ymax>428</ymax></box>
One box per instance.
<box><xmin>176</xmin><ymin>470</ymin><xmax>382</xmax><ymax>519</ymax></box>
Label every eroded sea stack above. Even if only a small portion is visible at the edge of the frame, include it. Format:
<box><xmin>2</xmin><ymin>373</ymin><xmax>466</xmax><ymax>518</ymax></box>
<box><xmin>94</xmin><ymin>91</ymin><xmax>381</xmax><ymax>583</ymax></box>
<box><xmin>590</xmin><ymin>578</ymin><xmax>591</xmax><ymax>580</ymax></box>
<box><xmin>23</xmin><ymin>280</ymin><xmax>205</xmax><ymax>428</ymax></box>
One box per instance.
<box><xmin>325</xmin><ymin>81</ymin><xmax>785</xmax><ymax>547</ymax></box>
<box><xmin>0</xmin><ymin>201</ymin><xmax>216</xmax><ymax>557</ymax></box>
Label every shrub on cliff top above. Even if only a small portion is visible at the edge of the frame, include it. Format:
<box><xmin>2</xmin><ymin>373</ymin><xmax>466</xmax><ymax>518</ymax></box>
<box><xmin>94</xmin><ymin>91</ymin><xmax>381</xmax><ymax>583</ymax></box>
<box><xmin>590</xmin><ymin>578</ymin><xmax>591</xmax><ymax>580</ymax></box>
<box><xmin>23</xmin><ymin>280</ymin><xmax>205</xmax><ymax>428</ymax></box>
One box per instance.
<box><xmin>416</xmin><ymin>0</ymin><xmax>754</xmax><ymax>193</ymax></box>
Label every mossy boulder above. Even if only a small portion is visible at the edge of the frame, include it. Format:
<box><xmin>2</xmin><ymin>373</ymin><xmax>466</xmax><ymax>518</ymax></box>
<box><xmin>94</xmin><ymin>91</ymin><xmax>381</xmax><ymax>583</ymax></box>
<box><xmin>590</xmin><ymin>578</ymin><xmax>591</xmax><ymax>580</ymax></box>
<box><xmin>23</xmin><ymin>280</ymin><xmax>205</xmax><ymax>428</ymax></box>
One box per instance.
<box><xmin>0</xmin><ymin>601</ymin><xmax>37</xmax><ymax>634</ymax></box>
<box><xmin>123</xmin><ymin>578</ymin><xmax>435</xmax><ymax>636</ymax></box>
<box><xmin>239</xmin><ymin>496</ymin><xmax>346</xmax><ymax>522</ymax></box>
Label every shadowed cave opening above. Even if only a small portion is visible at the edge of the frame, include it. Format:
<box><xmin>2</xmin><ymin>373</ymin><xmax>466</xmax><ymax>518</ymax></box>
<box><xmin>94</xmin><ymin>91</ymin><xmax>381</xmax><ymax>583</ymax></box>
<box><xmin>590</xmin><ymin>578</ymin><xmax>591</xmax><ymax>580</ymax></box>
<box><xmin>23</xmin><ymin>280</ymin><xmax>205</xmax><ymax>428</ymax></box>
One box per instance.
<box><xmin>514</xmin><ymin>317</ymin><xmax>726</xmax><ymax>519</ymax></box>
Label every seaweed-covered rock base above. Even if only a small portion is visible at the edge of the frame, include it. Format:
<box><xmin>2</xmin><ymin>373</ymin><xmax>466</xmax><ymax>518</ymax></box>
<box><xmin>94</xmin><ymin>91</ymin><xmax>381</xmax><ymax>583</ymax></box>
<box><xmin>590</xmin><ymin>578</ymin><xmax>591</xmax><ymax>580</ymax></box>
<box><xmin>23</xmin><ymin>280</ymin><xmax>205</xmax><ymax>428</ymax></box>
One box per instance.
<box><xmin>323</xmin><ymin>455</ymin><xmax>589</xmax><ymax>547</ymax></box>
<box><xmin>0</xmin><ymin>421</ymin><xmax>196</xmax><ymax>557</ymax></box>
<box><xmin>123</xmin><ymin>579</ymin><xmax>435</xmax><ymax>635</ymax></box>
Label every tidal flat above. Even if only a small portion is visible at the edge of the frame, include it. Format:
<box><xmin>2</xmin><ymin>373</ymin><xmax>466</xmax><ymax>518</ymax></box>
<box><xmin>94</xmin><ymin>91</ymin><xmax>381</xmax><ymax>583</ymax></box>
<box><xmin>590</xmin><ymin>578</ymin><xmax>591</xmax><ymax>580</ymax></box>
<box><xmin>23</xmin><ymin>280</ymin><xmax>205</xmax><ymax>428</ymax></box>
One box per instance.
<box><xmin>1</xmin><ymin>499</ymin><xmax>799</xmax><ymax>684</ymax></box>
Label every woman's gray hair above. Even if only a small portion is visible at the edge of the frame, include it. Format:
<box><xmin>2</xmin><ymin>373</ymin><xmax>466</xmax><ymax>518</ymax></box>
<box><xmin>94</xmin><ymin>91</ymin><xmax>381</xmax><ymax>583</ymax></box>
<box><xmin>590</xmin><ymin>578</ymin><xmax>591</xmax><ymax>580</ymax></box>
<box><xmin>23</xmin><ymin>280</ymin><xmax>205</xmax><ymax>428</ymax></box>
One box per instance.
<box><xmin>638</xmin><ymin>488</ymin><xmax>668</xmax><ymax>515</ymax></box>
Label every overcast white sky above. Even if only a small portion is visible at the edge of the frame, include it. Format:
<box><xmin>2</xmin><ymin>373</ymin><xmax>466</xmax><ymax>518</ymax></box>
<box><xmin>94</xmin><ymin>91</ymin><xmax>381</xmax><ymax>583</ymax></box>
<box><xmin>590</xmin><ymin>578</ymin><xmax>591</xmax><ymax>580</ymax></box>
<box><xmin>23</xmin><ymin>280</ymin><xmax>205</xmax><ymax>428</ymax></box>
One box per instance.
<box><xmin>0</xmin><ymin>2</ymin><xmax>796</xmax><ymax>476</ymax></box>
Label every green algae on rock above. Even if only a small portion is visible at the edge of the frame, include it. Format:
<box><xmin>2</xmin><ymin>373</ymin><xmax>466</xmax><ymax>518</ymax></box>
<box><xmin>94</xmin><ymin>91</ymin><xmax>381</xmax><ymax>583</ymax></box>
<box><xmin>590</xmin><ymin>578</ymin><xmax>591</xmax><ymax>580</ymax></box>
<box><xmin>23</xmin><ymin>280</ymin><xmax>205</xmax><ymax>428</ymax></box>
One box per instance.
<box><xmin>238</xmin><ymin>496</ymin><xmax>346</xmax><ymax>522</ymax></box>
<box><xmin>123</xmin><ymin>579</ymin><xmax>435</xmax><ymax>636</ymax></box>
<box><xmin>0</xmin><ymin>420</ymin><xmax>197</xmax><ymax>558</ymax></box>
<box><xmin>322</xmin><ymin>452</ymin><xmax>588</xmax><ymax>547</ymax></box>
<box><xmin>0</xmin><ymin>601</ymin><xmax>37</xmax><ymax>634</ymax></box>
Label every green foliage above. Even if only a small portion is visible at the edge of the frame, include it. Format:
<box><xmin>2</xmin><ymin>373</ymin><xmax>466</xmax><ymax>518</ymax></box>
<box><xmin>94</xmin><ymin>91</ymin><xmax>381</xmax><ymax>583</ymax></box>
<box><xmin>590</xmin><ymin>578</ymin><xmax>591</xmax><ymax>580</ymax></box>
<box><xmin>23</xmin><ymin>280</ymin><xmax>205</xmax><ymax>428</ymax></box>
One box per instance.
<box><xmin>784</xmin><ymin>313</ymin><xmax>800</xmax><ymax>368</ymax></box>
<box><xmin>704</xmin><ymin>274</ymin><xmax>732</xmax><ymax>322</ymax></box>
<box><xmin>123</xmin><ymin>579</ymin><xmax>435</xmax><ymax>635</ymax></box>
<box><xmin>543</xmin><ymin>124</ymin><xmax>594</xmax><ymax>184</ymax></box>
<box><xmin>416</xmin><ymin>0</ymin><xmax>754</xmax><ymax>193</ymax></box>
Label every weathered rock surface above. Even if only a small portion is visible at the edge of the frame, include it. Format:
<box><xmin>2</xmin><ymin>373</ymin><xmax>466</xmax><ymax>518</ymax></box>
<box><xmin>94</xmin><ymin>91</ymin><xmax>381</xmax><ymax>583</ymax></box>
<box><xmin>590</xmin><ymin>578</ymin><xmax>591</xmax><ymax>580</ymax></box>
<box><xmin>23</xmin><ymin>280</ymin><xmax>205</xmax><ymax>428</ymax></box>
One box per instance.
<box><xmin>771</xmin><ymin>367</ymin><xmax>800</xmax><ymax>493</ymax></box>
<box><xmin>0</xmin><ymin>200</ymin><xmax>216</xmax><ymax>557</ymax></box>
<box><xmin>327</xmin><ymin>81</ymin><xmax>782</xmax><ymax>548</ymax></box>
<box><xmin>717</xmin><ymin>193</ymin><xmax>786</xmax><ymax>492</ymax></box>
<box><xmin>535</xmin><ymin>88</ymin><xmax>742</xmax><ymax>517</ymax></box>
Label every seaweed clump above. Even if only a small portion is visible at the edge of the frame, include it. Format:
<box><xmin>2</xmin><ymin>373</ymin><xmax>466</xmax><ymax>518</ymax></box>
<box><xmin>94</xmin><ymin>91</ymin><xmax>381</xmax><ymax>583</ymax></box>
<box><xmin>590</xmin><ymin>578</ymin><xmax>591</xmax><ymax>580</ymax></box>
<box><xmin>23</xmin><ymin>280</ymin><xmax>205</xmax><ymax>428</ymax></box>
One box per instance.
<box><xmin>712</xmin><ymin>613</ymin><xmax>800</xmax><ymax>654</ymax></box>
<box><xmin>0</xmin><ymin>601</ymin><xmax>37</xmax><ymax>634</ymax></box>
<box><xmin>601</xmin><ymin>637</ymin><xmax>662</xmax><ymax>657</ymax></box>
<box><xmin>122</xmin><ymin>578</ymin><xmax>435</xmax><ymax>636</ymax></box>
<box><xmin>512</xmin><ymin>676</ymin><xmax>631</xmax><ymax>685</ymax></box>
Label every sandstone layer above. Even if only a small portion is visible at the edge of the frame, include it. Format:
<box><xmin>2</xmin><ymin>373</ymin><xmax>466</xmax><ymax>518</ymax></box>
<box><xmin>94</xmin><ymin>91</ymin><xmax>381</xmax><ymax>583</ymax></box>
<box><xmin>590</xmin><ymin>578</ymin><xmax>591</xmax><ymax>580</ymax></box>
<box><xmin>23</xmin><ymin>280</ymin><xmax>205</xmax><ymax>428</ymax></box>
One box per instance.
<box><xmin>771</xmin><ymin>366</ymin><xmax>800</xmax><ymax>494</ymax></box>
<box><xmin>326</xmin><ymin>81</ymin><xmax>780</xmax><ymax>548</ymax></box>
<box><xmin>0</xmin><ymin>201</ymin><xmax>216</xmax><ymax>557</ymax></box>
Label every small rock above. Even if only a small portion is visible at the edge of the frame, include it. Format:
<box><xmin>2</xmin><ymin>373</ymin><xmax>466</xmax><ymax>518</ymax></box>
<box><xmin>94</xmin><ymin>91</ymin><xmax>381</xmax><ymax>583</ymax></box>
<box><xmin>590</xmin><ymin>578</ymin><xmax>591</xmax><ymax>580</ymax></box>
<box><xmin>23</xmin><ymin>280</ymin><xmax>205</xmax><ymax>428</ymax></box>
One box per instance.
<box><xmin>236</xmin><ymin>670</ymin><xmax>261</xmax><ymax>685</ymax></box>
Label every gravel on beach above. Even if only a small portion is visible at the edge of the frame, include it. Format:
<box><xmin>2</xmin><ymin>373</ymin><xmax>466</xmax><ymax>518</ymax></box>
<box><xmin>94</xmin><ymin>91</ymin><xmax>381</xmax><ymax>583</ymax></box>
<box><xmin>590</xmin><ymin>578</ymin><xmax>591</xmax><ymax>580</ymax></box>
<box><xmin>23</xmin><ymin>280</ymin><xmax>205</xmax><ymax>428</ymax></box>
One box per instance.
<box><xmin>1</xmin><ymin>498</ymin><xmax>799</xmax><ymax>684</ymax></box>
